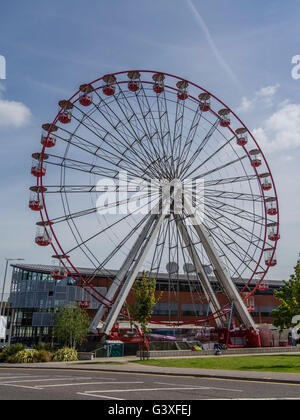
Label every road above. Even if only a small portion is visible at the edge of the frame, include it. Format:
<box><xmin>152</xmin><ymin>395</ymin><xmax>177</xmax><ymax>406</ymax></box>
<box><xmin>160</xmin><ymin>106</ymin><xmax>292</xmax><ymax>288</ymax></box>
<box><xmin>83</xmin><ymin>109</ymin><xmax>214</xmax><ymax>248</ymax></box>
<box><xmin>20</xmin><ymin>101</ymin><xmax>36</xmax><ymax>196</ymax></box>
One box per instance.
<box><xmin>0</xmin><ymin>368</ymin><xmax>299</xmax><ymax>400</ymax></box>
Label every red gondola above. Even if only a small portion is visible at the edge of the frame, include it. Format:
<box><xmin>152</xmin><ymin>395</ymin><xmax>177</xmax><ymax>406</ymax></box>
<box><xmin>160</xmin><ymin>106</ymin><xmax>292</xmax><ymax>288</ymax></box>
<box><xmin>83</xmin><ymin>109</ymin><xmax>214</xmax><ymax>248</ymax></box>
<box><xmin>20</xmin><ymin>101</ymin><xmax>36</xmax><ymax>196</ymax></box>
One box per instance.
<box><xmin>249</xmin><ymin>149</ymin><xmax>262</xmax><ymax>168</ymax></box>
<box><xmin>41</xmin><ymin>123</ymin><xmax>58</xmax><ymax>148</ymax></box>
<box><xmin>31</xmin><ymin>153</ymin><xmax>48</xmax><ymax>178</ymax></box>
<box><xmin>235</xmin><ymin>128</ymin><xmax>248</xmax><ymax>146</ymax></box>
<box><xmin>266</xmin><ymin>197</ymin><xmax>278</xmax><ymax>216</ymax></box>
<box><xmin>102</xmin><ymin>74</ymin><xmax>116</xmax><ymax>96</ymax></box>
<box><xmin>152</xmin><ymin>73</ymin><xmax>165</xmax><ymax>94</ymax></box>
<box><xmin>176</xmin><ymin>80</ymin><xmax>189</xmax><ymax>100</ymax></box>
<box><xmin>260</xmin><ymin>173</ymin><xmax>272</xmax><ymax>191</ymax></box>
<box><xmin>218</xmin><ymin>109</ymin><xmax>231</xmax><ymax>127</ymax></box>
<box><xmin>29</xmin><ymin>186</ymin><xmax>47</xmax><ymax>211</ymax></box>
<box><xmin>58</xmin><ymin>100</ymin><xmax>73</xmax><ymax>124</ymax></box>
<box><xmin>127</xmin><ymin>71</ymin><xmax>140</xmax><ymax>92</ymax></box>
<box><xmin>35</xmin><ymin>221</ymin><xmax>53</xmax><ymax>247</ymax></box>
<box><xmin>79</xmin><ymin>84</ymin><xmax>94</xmax><ymax>107</ymax></box>
<box><xmin>199</xmin><ymin>93</ymin><xmax>211</xmax><ymax>112</ymax></box>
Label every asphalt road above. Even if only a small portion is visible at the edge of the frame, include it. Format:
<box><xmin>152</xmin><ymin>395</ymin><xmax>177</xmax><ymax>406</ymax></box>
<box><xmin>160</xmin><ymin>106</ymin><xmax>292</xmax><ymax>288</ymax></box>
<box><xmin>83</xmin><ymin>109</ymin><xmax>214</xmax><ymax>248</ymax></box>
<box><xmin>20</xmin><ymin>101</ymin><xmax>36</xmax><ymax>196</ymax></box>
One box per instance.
<box><xmin>0</xmin><ymin>368</ymin><xmax>299</xmax><ymax>401</ymax></box>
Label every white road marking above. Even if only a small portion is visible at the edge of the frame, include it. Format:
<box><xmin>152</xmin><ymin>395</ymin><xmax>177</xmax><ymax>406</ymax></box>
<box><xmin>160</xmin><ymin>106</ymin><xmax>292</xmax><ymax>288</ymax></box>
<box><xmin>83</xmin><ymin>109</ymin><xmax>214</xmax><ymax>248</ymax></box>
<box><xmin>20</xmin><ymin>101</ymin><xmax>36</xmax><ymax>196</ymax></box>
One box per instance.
<box><xmin>154</xmin><ymin>382</ymin><xmax>242</xmax><ymax>392</ymax></box>
<box><xmin>0</xmin><ymin>383</ymin><xmax>43</xmax><ymax>390</ymax></box>
<box><xmin>35</xmin><ymin>381</ymin><xmax>144</xmax><ymax>389</ymax></box>
<box><xmin>77</xmin><ymin>392</ymin><xmax>124</xmax><ymax>400</ymax></box>
<box><xmin>0</xmin><ymin>376</ymin><xmax>37</xmax><ymax>380</ymax></box>
<box><xmin>0</xmin><ymin>377</ymin><xmax>93</xmax><ymax>385</ymax></box>
<box><xmin>83</xmin><ymin>386</ymin><xmax>211</xmax><ymax>394</ymax></box>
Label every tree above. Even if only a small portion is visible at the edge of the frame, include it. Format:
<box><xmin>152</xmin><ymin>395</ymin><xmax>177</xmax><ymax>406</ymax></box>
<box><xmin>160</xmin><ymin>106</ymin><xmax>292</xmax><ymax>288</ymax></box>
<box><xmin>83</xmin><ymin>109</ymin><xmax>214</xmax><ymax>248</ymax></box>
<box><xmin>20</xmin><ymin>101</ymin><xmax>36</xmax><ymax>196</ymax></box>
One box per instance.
<box><xmin>126</xmin><ymin>272</ymin><xmax>162</xmax><ymax>359</ymax></box>
<box><xmin>54</xmin><ymin>304</ymin><xmax>90</xmax><ymax>349</ymax></box>
<box><xmin>272</xmin><ymin>259</ymin><xmax>300</xmax><ymax>331</ymax></box>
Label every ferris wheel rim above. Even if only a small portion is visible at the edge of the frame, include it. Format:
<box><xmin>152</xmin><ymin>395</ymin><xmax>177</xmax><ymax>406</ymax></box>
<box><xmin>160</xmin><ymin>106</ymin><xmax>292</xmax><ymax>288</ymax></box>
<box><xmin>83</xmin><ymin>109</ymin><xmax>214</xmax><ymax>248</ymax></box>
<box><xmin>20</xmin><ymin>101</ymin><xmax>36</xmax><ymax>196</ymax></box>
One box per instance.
<box><xmin>34</xmin><ymin>69</ymin><xmax>280</xmax><ymax>326</ymax></box>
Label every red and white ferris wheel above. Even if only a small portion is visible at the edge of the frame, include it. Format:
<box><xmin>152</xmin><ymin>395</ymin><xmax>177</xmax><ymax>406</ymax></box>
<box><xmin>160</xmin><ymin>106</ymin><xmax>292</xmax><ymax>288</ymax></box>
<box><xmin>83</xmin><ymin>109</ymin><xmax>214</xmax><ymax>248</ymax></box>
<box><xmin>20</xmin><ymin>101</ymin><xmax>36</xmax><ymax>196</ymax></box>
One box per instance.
<box><xmin>29</xmin><ymin>70</ymin><xmax>280</xmax><ymax>336</ymax></box>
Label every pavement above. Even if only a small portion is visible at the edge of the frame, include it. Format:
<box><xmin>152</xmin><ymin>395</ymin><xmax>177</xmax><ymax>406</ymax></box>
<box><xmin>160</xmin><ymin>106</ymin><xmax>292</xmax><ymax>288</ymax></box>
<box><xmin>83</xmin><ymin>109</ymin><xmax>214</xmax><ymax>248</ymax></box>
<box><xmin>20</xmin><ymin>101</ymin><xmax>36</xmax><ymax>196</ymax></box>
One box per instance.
<box><xmin>1</xmin><ymin>352</ymin><xmax>300</xmax><ymax>385</ymax></box>
<box><xmin>0</xmin><ymin>366</ymin><xmax>300</xmax><ymax>400</ymax></box>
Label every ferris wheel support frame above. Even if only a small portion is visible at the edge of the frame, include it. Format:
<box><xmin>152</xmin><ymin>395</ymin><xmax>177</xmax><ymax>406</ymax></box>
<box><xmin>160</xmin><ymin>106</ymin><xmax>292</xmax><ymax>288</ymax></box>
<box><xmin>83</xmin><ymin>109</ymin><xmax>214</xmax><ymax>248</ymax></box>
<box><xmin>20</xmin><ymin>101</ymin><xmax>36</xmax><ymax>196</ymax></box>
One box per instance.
<box><xmin>185</xmin><ymin>198</ymin><xmax>256</xmax><ymax>330</ymax></box>
<box><xmin>100</xmin><ymin>211</ymin><xmax>167</xmax><ymax>336</ymax></box>
<box><xmin>90</xmin><ymin>195</ymin><xmax>171</xmax><ymax>334</ymax></box>
<box><xmin>174</xmin><ymin>215</ymin><xmax>225</xmax><ymax>328</ymax></box>
<box><xmin>89</xmin><ymin>212</ymin><xmax>162</xmax><ymax>332</ymax></box>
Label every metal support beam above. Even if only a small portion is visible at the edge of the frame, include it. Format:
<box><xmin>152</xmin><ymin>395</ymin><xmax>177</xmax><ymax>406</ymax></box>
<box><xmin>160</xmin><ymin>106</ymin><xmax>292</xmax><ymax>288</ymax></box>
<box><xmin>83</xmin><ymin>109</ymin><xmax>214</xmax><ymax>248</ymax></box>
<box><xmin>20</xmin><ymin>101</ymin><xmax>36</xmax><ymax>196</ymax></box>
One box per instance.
<box><xmin>89</xmin><ymin>213</ymin><xmax>160</xmax><ymax>332</ymax></box>
<box><xmin>185</xmin><ymin>199</ymin><xmax>256</xmax><ymax>329</ymax></box>
<box><xmin>101</xmin><ymin>210</ymin><xmax>167</xmax><ymax>335</ymax></box>
<box><xmin>175</xmin><ymin>215</ymin><xmax>225</xmax><ymax>328</ymax></box>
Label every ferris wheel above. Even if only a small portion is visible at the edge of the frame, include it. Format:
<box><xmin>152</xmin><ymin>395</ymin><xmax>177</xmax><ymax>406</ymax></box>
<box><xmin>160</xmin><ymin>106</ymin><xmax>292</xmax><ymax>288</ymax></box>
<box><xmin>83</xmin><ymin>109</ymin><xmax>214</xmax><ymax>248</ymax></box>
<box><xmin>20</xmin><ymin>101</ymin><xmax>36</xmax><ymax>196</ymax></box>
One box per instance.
<box><xmin>30</xmin><ymin>70</ymin><xmax>280</xmax><ymax>336</ymax></box>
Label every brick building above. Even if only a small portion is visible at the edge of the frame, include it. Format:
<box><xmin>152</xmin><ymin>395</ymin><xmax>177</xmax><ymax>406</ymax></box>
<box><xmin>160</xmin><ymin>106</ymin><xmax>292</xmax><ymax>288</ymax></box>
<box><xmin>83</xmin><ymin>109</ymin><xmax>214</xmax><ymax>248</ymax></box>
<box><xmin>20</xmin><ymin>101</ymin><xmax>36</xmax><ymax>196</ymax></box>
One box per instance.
<box><xmin>8</xmin><ymin>263</ymin><xmax>282</xmax><ymax>344</ymax></box>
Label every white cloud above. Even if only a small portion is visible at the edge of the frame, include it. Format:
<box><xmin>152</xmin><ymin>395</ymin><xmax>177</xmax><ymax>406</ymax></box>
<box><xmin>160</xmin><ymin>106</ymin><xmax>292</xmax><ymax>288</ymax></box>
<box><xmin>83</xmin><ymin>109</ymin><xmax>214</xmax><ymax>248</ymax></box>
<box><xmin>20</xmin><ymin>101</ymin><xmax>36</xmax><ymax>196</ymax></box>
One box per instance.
<box><xmin>0</xmin><ymin>97</ymin><xmax>31</xmax><ymax>128</ymax></box>
<box><xmin>253</xmin><ymin>102</ymin><xmax>300</xmax><ymax>152</ymax></box>
<box><xmin>238</xmin><ymin>96</ymin><xmax>254</xmax><ymax>112</ymax></box>
<box><xmin>256</xmin><ymin>84</ymin><xmax>280</xmax><ymax>98</ymax></box>
<box><xmin>237</xmin><ymin>83</ymin><xmax>280</xmax><ymax>112</ymax></box>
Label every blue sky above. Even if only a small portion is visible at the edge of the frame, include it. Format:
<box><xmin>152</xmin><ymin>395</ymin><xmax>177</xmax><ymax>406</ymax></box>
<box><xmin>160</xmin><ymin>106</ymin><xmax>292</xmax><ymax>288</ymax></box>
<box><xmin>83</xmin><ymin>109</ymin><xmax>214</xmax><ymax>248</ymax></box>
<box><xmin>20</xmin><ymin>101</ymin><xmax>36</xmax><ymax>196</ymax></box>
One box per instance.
<box><xmin>1</xmin><ymin>0</ymin><xmax>300</xmax><ymax>292</ymax></box>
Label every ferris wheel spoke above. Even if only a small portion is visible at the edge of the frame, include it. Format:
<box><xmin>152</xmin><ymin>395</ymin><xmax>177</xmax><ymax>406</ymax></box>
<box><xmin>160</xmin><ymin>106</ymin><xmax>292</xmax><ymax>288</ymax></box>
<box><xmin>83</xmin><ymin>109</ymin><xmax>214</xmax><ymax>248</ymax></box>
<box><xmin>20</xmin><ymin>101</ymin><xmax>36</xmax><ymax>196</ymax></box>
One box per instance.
<box><xmin>71</xmin><ymin>109</ymin><xmax>158</xmax><ymax>180</ymax></box>
<box><xmin>155</xmin><ymin>90</ymin><xmax>173</xmax><ymax>171</ymax></box>
<box><xmin>44</xmin><ymin>152</ymin><xmax>153</xmax><ymax>182</ymax></box>
<box><xmin>193</xmin><ymin>193</ymin><xmax>264</xmax><ymax>245</ymax></box>
<box><xmin>172</xmin><ymin>99</ymin><xmax>186</xmax><ymax>177</ymax></box>
<box><xmin>203</xmin><ymin>211</ymin><xmax>262</xmax><ymax>273</ymax></box>
<box><xmin>199</xmin><ymin>193</ymin><xmax>265</xmax><ymax>224</ymax></box>
<box><xmin>72</xmin><ymin>106</ymin><xmax>161</xmax><ymax>181</ymax></box>
<box><xmin>204</xmin><ymin>197</ymin><xmax>265</xmax><ymax>226</ymax></box>
<box><xmin>85</xmin><ymin>212</ymin><xmax>153</xmax><ymax>284</ymax></box>
<box><xmin>57</xmin><ymin>125</ymin><xmax>136</xmax><ymax>169</ymax></box>
<box><xmin>204</xmin><ymin>202</ymin><xmax>264</xmax><ymax>246</ymax></box>
<box><xmin>203</xmin><ymin>188</ymin><xmax>264</xmax><ymax>202</ymax></box>
<box><xmin>131</xmin><ymin>85</ymin><xmax>173</xmax><ymax>178</ymax></box>
<box><xmin>202</xmin><ymin>217</ymin><xmax>258</xmax><ymax>282</ymax></box>
<box><xmin>57</xmin><ymin>125</ymin><xmax>152</xmax><ymax>179</ymax></box>
<box><xmin>193</xmin><ymin>154</ymin><xmax>249</xmax><ymax>180</ymax></box>
<box><xmin>209</xmin><ymin>226</ymin><xmax>264</xmax><ymax>281</ymax></box>
<box><xmin>180</xmin><ymin>118</ymin><xmax>220</xmax><ymax>179</ymax></box>
<box><xmin>46</xmin><ymin>189</ymin><xmax>156</xmax><ymax>224</ymax></box>
<box><xmin>93</xmin><ymin>89</ymin><xmax>169</xmax><ymax>178</ymax></box>
<box><xmin>176</xmin><ymin>106</ymin><xmax>203</xmax><ymax>177</ymax></box>
<box><xmin>64</xmin><ymin>192</ymin><xmax>158</xmax><ymax>256</ymax></box>
<box><xmin>204</xmin><ymin>174</ymin><xmax>258</xmax><ymax>187</ymax></box>
<box><xmin>41</xmin><ymin>181</ymin><xmax>154</xmax><ymax>193</ymax></box>
<box><xmin>183</xmin><ymin>134</ymin><xmax>236</xmax><ymax>180</ymax></box>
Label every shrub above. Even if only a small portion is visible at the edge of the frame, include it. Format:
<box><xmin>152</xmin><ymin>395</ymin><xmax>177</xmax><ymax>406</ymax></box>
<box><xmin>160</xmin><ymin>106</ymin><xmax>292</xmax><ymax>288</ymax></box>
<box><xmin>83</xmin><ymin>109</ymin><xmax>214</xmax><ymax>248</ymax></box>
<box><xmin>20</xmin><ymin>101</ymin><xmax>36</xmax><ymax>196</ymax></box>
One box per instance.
<box><xmin>34</xmin><ymin>350</ymin><xmax>53</xmax><ymax>363</ymax></box>
<box><xmin>0</xmin><ymin>344</ymin><xmax>25</xmax><ymax>363</ymax></box>
<box><xmin>33</xmin><ymin>342</ymin><xmax>54</xmax><ymax>352</ymax></box>
<box><xmin>9</xmin><ymin>350</ymin><xmax>39</xmax><ymax>364</ymax></box>
<box><xmin>53</xmin><ymin>347</ymin><xmax>78</xmax><ymax>362</ymax></box>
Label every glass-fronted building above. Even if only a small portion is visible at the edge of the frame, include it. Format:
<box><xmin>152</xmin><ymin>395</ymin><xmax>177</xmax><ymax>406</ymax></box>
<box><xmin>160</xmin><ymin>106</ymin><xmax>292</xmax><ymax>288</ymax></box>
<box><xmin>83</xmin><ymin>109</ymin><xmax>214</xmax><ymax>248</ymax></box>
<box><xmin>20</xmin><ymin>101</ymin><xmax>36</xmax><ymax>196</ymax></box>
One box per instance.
<box><xmin>9</xmin><ymin>264</ymin><xmax>106</xmax><ymax>344</ymax></box>
<box><xmin>8</xmin><ymin>263</ymin><xmax>283</xmax><ymax>345</ymax></box>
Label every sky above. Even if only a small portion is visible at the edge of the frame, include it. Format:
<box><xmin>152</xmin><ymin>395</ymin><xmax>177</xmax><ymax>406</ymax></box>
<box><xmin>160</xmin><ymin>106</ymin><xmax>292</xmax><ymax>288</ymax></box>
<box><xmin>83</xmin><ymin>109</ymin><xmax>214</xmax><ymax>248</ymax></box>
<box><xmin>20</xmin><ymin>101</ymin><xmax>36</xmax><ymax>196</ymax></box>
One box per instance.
<box><xmin>1</xmin><ymin>0</ymin><xmax>300</xmax><ymax>294</ymax></box>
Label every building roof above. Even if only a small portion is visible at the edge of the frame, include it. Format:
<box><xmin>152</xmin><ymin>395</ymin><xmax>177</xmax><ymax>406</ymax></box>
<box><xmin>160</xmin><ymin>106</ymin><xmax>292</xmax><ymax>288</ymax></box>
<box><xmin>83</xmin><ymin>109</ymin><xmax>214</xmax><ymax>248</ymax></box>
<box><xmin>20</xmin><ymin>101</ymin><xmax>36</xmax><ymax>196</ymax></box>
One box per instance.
<box><xmin>11</xmin><ymin>263</ymin><xmax>285</xmax><ymax>287</ymax></box>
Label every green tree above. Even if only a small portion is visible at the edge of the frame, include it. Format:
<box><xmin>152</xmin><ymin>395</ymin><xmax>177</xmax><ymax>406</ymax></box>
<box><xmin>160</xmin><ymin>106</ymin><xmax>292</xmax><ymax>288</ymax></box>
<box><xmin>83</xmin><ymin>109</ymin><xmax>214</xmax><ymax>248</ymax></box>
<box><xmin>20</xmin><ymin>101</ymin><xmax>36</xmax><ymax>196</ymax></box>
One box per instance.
<box><xmin>54</xmin><ymin>305</ymin><xmax>90</xmax><ymax>349</ymax></box>
<box><xmin>126</xmin><ymin>272</ymin><xmax>162</xmax><ymax>358</ymax></box>
<box><xmin>272</xmin><ymin>259</ymin><xmax>300</xmax><ymax>331</ymax></box>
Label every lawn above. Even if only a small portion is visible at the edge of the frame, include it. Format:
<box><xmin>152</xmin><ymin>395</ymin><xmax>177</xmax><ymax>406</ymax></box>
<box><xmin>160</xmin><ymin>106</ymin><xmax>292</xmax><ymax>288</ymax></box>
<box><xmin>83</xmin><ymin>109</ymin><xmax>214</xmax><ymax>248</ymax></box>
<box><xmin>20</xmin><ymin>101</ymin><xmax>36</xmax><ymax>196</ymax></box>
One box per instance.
<box><xmin>134</xmin><ymin>355</ymin><xmax>300</xmax><ymax>373</ymax></box>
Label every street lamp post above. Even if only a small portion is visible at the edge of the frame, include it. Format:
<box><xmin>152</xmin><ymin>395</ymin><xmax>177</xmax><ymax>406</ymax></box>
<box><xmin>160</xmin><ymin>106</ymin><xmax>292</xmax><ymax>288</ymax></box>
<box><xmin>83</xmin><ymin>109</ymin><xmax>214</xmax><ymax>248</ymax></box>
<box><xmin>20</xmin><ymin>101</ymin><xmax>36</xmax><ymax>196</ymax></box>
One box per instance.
<box><xmin>0</xmin><ymin>258</ymin><xmax>24</xmax><ymax>317</ymax></box>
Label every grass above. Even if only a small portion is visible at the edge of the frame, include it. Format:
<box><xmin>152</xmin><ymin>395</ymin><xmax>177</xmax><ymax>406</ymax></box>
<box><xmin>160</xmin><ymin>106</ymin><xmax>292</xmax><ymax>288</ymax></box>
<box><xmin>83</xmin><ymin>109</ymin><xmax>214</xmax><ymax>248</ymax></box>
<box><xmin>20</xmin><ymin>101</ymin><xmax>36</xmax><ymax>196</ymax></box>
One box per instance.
<box><xmin>133</xmin><ymin>355</ymin><xmax>300</xmax><ymax>374</ymax></box>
